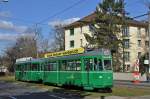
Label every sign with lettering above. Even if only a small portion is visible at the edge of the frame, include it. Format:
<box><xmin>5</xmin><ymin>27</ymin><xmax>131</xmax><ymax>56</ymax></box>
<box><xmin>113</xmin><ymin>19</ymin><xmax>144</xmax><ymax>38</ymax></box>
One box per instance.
<box><xmin>44</xmin><ymin>48</ymin><xmax>85</xmax><ymax>58</ymax></box>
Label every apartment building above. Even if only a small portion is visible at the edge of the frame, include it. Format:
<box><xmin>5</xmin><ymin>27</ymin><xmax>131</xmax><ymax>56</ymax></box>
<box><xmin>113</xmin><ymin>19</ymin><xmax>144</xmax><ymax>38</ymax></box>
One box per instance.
<box><xmin>64</xmin><ymin>13</ymin><xmax>148</xmax><ymax>72</ymax></box>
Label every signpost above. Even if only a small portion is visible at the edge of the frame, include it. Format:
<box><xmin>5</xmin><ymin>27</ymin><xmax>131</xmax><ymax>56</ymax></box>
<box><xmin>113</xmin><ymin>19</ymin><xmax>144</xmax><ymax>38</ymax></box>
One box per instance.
<box><xmin>44</xmin><ymin>48</ymin><xmax>85</xmax><ymax>58</ymax></box>
<box><xmin>133</xmin><ymin>59</ymin><xmax>140</xmax><ymax>83</ymax></box>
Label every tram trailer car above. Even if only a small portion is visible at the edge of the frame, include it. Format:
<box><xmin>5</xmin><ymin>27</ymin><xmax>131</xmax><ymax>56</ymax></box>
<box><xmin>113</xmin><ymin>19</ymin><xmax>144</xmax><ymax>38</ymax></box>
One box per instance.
<box><xmin>15</xmin><ymin>49</ymin><xmax>113</xmax><ymax>90</ymax></box>
<box><xmin>15</xmin><ymin>59</ymin><xmax>45</xmax><ymax>82</ymax></box>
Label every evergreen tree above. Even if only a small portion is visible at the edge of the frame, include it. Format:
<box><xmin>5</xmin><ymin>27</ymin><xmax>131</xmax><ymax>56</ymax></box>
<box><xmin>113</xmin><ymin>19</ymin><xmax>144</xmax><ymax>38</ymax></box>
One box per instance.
<box><xmin>84</xmin><ymin>0</ymin><xmax>127</xmax><ymax>71</ymax></box>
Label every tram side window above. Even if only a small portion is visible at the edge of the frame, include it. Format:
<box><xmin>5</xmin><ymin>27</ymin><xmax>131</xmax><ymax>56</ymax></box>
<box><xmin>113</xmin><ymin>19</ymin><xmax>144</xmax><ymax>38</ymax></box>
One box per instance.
<box><xmin>66</xmin><ymin>60</ymin><xmax>81</xmax><ymax>71</ymax></box>
<box><xmin>47</xmin><ymin>62</ymin><xmax>57</xmax><ymax>71</ymax></box>
<box><xmin>19</xmin><ymin>65</ymin><xmax>22</xmax><ymax>71</ymax></box>
<box><xmin>47</xmin><ymin>63</ymin><xmax>52</xmax><ymax>71</ymax></box>
<box><xmin>75</xmin><ymin>60</ymin><xmax>81</xmax><ymax>71</ymax></box>
<box><xmin>44</xmin><ymin>62</ymin><xmax>48</xmax><ymax>71</ymax></box>
<box><xmin>29</xmin><ymin>63</ymin><xmax>32</xmax><ymax>71</ymax></box>
<box><xmin>60</xmin><ymin>60</ymin><xmax>67</xmax><ymax>71</ymax></box>
<box><xmin>28</xmin><ymin>63</ymin><xmax>31</xmax><ymax>71</ymax></box>
<box><xmin>98</xmin><ymin>59</ymin><xmax>103</xmax><ymax>71</ymax></box>
<box><xmin>67</xmin><ymin>61</ymin><xmax>75</xmax><ymax>71</ymax></box>
<box><xmin>94</xmin><ymin>58</ymin><xmax>98</xmax><ymax>70</ymax></box>
<box><xmin>25</xmin><ymin>64</ymin><xmax>27</xmax><ymax>71</ymax></box>
<box><xmin>31</xmin><ymin>64</ymin><xmax>38</xmax><ymax>71</ymax></box>
<box><xmin>24</xmin><ymin>64</ymin><xmax>28</xmax><ymax>71</ymax></box>
<box><xmin>21</xmin><ymin>64</ymin><xmax>25</xmax><ymax>71</ymax></box>
<box><xmin>104</xmin><ymin>60</ymin><xmax>112</xmax><ymax>70</ymax></box>
<box><xmin>84</xmin><ymin>59</ymin><xmax>93</xmax><ymax>71</ymax></box>
<box><xmin>93</xmin><ymin>58</ymin><xmax>103</xmax><ymax>71</ymax></box>
<box><xmin>41</xmin><ymin>63</ymin><xmax>45</xmax><ymax>71</ymax></box>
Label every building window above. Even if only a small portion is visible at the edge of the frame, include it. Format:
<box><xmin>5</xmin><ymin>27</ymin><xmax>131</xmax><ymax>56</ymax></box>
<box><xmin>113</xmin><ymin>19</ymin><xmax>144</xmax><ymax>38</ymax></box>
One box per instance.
<box><xmin>122</xmin><ymin>27</ymin><xmax>129</xmax><ymax>37</ymax></box>
<box><xmin>137</xmin><ymin>27</ymin><xmax>141</xmax><ymax>38</ymax></box>
<box><xmin>138</xmin><ymin>40</ymin><xmax>141</xmax><ymax>47</ymax></box>
<box><xmin>138</xmin><ymin>52</ymin><xmax>141</xmax><ymax>58</ymax></box>
<box><xmin>124</xmin><ymin>52</ymin><xmax>130</xmax><ymax>62</ymax></box>
<box><xmin>146</xmin><ymin>52</ymin><xmax>149</xmax><ymax>59</ymax></box>
<box><xmin>80</xmin><ymin>39</ymin><xmax>83</xmax><ymax>47</ymax></box>
<box><xmin>145</xmin><ymin>28</ymin><xmax>149</xmax><ymax>36</ymax></box>
<box><xmin>70</xmin><ymin>28</ymin><xmax>74</xmax><ymax>36</ymax></box>
<box><xmin>123</xmin><ymin>39</ymin><xmax>130</xmax><ymax>49</ymax></box>
<box><xmin>70</xmin><ymin>40</ymin><xmax>74</xmax><ymax>48</ymax></box>
<box><xmin>126</xmin><ymin>64</ymin><xmax>130</xmax><ymax>72</ymax></box>
<box><xmin>145</xmin><ymin>41</ymin><xmax>149</xmax><ymax>47</ymax></box>
<box><xmin>80</xmin><ymin>26</ymin><xmax>83</xmax><ymax>34</ymax></box>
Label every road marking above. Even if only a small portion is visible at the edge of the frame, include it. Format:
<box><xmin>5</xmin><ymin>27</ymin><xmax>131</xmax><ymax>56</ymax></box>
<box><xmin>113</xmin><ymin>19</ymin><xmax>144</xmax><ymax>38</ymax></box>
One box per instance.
<box><xmin>49</xmin><ymin>94</ymin><xmax>66</xmax><ymax>99</ymax></box>
<box><xmin>8</xmin><ymin>96</ymin><xmax>17</xmax><ymax>99</ymax></box>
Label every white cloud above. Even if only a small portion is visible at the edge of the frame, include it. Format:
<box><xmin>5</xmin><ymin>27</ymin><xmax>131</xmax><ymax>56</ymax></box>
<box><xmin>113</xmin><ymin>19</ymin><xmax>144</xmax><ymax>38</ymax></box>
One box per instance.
<box><xmin>0</xmin><ymin>20</ymin><xmax>37</xmax><ymax>42</ymax></box>
<box><xmin>0</xmin><ymin>33</ymin><xmax>34</xmax><ymax>41</ymax></box>
<box><xmin>0</xmin><ymin>33</ymin><xmax>18</xmax><ymax>41</ymax></box>
<box><xmin>48</xmin><ymin>17</ymin><xmax>80</xmax><ymax>27</ymax></box>
<box><xmin>0</xmin><ymin>20</ymin><xmax>27</xmax><ymax>33</ymax></box>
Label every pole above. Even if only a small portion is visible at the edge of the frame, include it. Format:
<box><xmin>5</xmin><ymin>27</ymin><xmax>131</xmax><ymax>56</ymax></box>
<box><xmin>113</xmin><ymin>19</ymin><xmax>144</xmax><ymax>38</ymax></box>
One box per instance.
<box><xmin>35</xmin><ymin>23</ymin><xmax>39</xmax><ymax>58</ymax></box>
<box><xmin>121</xmin><ymin>0</ymin><xmax>125</xmax><ymax>72</ymax></box>
<box><xmin>148</xmin><ymin>11</ymin><xmax>150</xmax><ymax>73</ymax></box>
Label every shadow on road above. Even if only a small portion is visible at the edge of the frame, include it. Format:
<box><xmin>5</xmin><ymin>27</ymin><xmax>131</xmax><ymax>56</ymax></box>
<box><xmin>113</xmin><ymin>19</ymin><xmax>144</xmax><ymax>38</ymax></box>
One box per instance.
<box><xmin>51</xmin><ymin>88</ymin><xmax>91</xmax><ymax>98</ymax></box>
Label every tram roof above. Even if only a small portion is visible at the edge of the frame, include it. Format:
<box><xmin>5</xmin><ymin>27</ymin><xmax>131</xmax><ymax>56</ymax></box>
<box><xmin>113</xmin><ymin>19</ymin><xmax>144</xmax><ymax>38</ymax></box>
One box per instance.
<box><xmin>15</xmin><ymin>49</ymin><xmax>111</xmax><ymax>64</ymax></box>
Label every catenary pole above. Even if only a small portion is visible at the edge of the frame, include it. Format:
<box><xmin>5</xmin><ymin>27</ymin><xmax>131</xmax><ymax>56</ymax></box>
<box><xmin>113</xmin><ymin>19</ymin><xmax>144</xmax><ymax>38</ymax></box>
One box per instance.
<box><xmin>148</xmin><ymin>11</ymin><xmax>150</xmax><ymax>73</ymax></box>
<box><xmin>121</xmin><ymin>0</ymin><xmax>125</xmax><ymax>72</ymax></box>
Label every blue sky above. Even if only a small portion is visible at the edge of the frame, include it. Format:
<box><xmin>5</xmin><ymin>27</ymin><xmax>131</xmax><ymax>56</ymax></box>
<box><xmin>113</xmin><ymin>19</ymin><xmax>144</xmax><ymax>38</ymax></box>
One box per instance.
<box><xmin>0</xmin><ymin>0</ymin><xmax>149</xmax><ymax>55</ymax></box>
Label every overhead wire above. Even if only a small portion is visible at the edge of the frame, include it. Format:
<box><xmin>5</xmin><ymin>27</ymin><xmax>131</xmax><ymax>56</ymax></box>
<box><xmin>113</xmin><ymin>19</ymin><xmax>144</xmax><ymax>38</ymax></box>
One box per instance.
<box><xmin>0</xmin><ymin>0</ymin><xmax>147</xmax><ymax>27</ymax></box>
<box><xmin>132</xmin><ymin>13</ymin><xmax>148</xmax><ymax>19</ymax></box>
<box><xmin>37</xmin><ymin>0</ymin><xmax>87</xmax><ymax>24</ymax></box>
<box><xmin>1</xmin><ymin>0</ymin><xmax>87</xmax><ymax>27</ymax></box>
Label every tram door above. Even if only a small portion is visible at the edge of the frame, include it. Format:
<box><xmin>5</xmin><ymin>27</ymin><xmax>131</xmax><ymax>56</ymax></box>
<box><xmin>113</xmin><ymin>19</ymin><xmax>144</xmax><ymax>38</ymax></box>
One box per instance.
<box><xmin>84</xmin><ymin>58</ymin><xmax>93</xmax><ymax>85</ymax></box>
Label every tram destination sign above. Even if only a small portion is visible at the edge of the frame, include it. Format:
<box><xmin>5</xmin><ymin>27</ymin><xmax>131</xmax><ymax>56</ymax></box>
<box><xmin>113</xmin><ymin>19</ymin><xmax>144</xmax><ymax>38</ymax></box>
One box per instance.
<box><xmin>44</xmin><ymin>48</ymin><xmax>85</xmax><ymax>58</ymax></box>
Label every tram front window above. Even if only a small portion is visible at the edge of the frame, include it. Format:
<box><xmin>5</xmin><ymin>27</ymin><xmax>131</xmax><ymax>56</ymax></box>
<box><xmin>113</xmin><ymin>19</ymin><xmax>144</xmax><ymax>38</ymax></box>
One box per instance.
<box><xmin>104</xmin><ymin>60</ymin><xmax>112</xmax><ymax>70</ymax></box>
<box><xmin>98</xmin><ymin>59</ymin><xmax>103</xmax><ymax>70</ymax></box>
<box><xmin>94</xmin><ymin>58</ymin><xmax>103</xmax><ymax>71</ymax></box>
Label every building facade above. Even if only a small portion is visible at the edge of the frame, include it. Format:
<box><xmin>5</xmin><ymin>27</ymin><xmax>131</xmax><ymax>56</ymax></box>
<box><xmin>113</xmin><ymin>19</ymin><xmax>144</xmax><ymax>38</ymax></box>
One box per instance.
<box><xmin>64</xmin><ymin>13</ymin><xmax>148</xmax><ymax>72</ymax></box>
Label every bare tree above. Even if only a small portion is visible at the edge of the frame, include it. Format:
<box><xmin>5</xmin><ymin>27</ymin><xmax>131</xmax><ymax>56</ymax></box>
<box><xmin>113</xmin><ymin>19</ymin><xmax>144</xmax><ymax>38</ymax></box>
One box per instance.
<box><xmin>15</xmin><ymin>35</ymin><xmax>37</xmax><ymax>58</ymax></box>
<box><xmin>24</xmin><ymin>25</ymin><xmax>50</xmax><ymax>55</ymax></box>
<box><xmin>4</xmin><ymin>46</ymin><xmax>18</xmax><ymax>72</ymax></box>
<box><xmin>0</xmin><ymin>55</ymin><xmax>3</xmax><ymax>66</ymax></box>
<box><xmin>50</xmin><ymin>24</ymin><xmax>65</xmax><ymax>51</ymax></box>
<box><xmin>40</xmin><ymin>38</ymin><xmax>50</xmax><ymax>53</ymax></box>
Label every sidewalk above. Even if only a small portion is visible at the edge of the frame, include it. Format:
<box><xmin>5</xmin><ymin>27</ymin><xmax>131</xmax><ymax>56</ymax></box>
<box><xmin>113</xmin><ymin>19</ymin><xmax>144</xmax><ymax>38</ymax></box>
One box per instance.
<box><xmin>114</xmin><ymin>80</ymin><xmax>150</xmax><ymax>88</ymax></box>
<box><xmin>85</xmin><ymin>95</ymin><xmax>150</xmax><ymax>99</ymax></box>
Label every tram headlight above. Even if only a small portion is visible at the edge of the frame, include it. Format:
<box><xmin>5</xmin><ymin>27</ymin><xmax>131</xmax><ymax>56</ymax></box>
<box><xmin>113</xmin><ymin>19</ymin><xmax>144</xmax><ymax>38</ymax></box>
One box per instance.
<box><xmin>99</xmin><ymin>76</ymin><xmax>103</xmax><ymax>79</ymax></box>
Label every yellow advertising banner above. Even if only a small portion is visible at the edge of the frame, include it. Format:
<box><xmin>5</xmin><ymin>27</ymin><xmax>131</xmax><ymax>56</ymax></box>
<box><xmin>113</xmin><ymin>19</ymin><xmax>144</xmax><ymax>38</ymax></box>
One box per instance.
<box><xmin>44</xmin><ymin>48</ymin><xmax>85</xmax><ymax>58</ymax></box>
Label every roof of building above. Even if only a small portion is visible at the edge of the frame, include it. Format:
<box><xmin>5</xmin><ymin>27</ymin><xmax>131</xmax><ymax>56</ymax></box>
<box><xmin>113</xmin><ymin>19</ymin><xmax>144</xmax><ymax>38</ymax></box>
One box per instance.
<box><xmin>64</xmin><ymin>12</ymin><xmax>148</xmax><ymax>29</ymax></box>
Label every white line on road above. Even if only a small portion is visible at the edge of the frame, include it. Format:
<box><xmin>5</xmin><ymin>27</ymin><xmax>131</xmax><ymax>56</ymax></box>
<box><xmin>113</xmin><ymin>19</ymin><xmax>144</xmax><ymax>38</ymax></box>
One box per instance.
<box><xmin>49</xmin><ymin>94</ymin><xmax>66</xmax><ymax>99</ymax></box>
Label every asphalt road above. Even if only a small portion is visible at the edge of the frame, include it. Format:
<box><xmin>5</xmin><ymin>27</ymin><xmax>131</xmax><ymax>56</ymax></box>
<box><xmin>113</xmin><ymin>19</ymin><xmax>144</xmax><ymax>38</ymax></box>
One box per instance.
<box><xmin>0</xmin><ymin>80</ymin><xmax>150</xmax><ymax>99</ymax></box>
<box><xmin>0</xmin><ymin>81</ymin><xmax>87</xmax><ymax>99</ymax></box>
<box><xmin>0</xmin><ymin>91</ymin><xmax>83</xmax><ymax>99</ymax></box>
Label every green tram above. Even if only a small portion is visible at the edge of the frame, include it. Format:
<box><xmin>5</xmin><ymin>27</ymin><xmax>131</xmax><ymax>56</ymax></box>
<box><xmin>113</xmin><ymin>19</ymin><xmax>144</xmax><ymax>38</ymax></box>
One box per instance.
<box><xmin>15</xmin><ymin>49</ymin><xmax>113</xmax><ymax>90</ymax></box>
<box><xmin>15</xmin><ymin>59</ymin><xmax>45</xmax><ymax>81</ymax></box>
